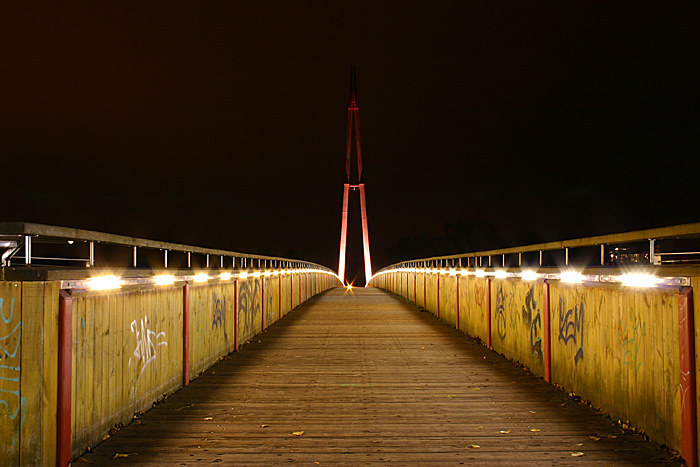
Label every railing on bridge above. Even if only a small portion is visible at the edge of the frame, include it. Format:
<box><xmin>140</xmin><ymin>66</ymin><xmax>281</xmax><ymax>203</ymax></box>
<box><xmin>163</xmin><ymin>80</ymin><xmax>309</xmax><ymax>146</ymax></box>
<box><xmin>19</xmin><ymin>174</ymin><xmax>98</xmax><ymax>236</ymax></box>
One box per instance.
<box><xmin>368</xmin><ymin>222</ymin><xmax>700</xmax><ymax>467</ymax></box>
<box><xmin>0</xmin><ymin>223</ymin><xmax>341</xmax><ymax>466</ymax></box>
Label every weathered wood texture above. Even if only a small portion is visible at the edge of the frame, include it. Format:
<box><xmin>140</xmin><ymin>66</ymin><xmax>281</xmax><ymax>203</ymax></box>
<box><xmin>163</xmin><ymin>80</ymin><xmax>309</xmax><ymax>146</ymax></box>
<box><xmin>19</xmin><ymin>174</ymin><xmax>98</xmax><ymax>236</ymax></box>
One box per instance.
<box><xmin>0</xmin><ymin>281</ymin><xmax>59</xmax><ymax>467</ymax></box>
<box><xmin>0</xmin><ymin>271</ymin><xmax>338</xmax><ymax>466</ymax></box>
<box><xmin>80</xmin><ymin>288</ymin><xmax>676</xmax><ymax>465</ymax></box>
<box><xmin>374</xmin><ymin>270</ymin><xmax>687</xmax><ymax>459</ymax></box>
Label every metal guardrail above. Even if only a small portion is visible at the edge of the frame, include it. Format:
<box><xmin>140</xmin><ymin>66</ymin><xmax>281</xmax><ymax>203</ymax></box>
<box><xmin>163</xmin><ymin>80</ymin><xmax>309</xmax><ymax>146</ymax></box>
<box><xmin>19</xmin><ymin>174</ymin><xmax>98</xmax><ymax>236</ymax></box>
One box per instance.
<box><xmin>373</xmin><ymin>222</ymin><xmax>700</xmax><ymax>277</ymax></box>
<box><xmin>0</xmin><ymin>222</ymin><xmax>333</xmax><ymax>274</ymax></box>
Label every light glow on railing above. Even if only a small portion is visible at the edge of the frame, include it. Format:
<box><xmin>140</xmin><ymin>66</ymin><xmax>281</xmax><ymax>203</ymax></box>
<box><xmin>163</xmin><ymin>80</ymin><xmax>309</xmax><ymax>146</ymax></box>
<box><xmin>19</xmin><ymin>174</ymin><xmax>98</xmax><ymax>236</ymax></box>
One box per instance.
<box><xmin>88</xmin><ymin>275</ymin><xmax>122</xmax><ymax>291</ymax></box>
<box><xmin>475</xmin><ymin>270</ymin><xmax>486</xmax><ymax>278</ymax></box>
<box><xmin>220</xmin><ymin>272</ymin><xmax>232</xmax><ymax>281</ymax></box>
<box><xmin>154</xmin><ymin>274</ymin><xmax>175</xmax><ymax>286</ymax></box>
<box><xmin>619</xmin><ymin>273</ymin><xmax>660</xmax><ymax>288</ymax></box>
<box><xmin>239</xmin><ymin>272</ymin><xmax>249</xmax><ymax>279</ymax></box>
<box><xmin>521</xmin><ymin>270</ymin><xmax>539</xmax><ymax>281</ymax></box>
<box><xmin>560</xmin><ymin>271</ymin><xmax>583</xmax><ymax>284</ymax></box>
<box><xmin>194</xmin><ymin>273</ymin><xmax>209</xmax><ymax>283</ymax></box>
<box><xmin>494</xmin><ymin>270</ymin><xmax>508</xmax><ymax>279</ymax></box>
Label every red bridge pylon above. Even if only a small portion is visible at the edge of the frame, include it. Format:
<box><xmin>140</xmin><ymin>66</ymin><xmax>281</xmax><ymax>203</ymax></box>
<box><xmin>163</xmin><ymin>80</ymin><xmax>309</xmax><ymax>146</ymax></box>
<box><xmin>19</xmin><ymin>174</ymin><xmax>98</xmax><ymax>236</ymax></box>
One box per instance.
<box><xmin>338</xmin><ymin>66</ymin><xmax>372</xmax><ymax>286</ymax></box>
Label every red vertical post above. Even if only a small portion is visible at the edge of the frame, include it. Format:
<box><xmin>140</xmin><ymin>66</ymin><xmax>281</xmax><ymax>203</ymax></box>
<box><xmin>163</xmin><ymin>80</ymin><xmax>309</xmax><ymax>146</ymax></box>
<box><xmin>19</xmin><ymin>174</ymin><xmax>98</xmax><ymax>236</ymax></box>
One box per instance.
<box><xmin>337</xmin><ymin>183</ymin><xmax>349</xmax><ymax>284</ymax></box>
<box><xmin>456</xmin><ymin>274</ymin><xmax>460</xmax><ymax>330</ymax></box>
<box><xmin>290</xmin><ymin>274</ymin><xmax>294</xmax><ymax>310</ymax></box>
<box><xmin>182</xmin><ymin>283</ymin><xmax>190</xmax><ymax>386</ymax></box>
<box><xmin>423</xmin><ymin>272</ymin><xmax>427</xmax><ymax>308</ymax></box>
<box><xmin>679</xmin><ymin>287</ymin><xmax>697</xmax><ymax>467</ymax></box>
<box><xmin>486</xmin><ymin>278</ymin><xmax>492</xmax><ymax>349</ymax></box>
<box><xmin>234</xmin><ymin>280</ymin><xmax>239</xmax><ymax>351</ymax></box>
<box><xmin>543</xmin><ymin>281</ymin><xmax>552</xmax><ymax>383</ymax></box>
<box><xmin>279</xmin><ymin>275</ymin><xmax>282</xmax><ymax>319</ymax></box>
<box><xmin>57</xmin><ymin>290</ymin><xmax>72</xmax><ymax>467</ymax></box>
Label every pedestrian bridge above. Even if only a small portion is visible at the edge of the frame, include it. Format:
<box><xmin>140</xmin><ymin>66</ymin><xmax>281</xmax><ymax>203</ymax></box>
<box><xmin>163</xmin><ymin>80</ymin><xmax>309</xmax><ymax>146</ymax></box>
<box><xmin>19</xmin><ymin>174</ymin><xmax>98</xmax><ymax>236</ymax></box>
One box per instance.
<box><xmin>1</xmin><ymin>222</ymin><xmax>699</xmax><ymax>465</ymax></box>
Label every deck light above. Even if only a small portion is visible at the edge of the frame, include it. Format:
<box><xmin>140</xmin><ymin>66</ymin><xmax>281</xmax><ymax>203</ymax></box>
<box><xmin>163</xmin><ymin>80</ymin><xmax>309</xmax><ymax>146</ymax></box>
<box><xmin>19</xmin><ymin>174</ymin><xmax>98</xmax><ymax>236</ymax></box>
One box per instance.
<box><xmin>264</xmin><ymin>271</ymin><xmax>272</xmax><ymax>277</ymax></box>
<box><xmin>619</xmin><ymin>273</ymin><xmax>659</xmax><ymax>288</ymax></box>
<box><xmin>88</xmin><ymin>275</ymin><xmax>121</xmax><ymax>291</ymax></box>
<box><xmin>560</xmin><ymin>271</ymin><xmax>583</xmax><ymax>284</ymax></box>
<box><xmin>154</xmin><ymin>275</ymin><xmax>175</xmax><ymax>286</ymax></box>
<box><xmin>194</xmin><ymin>273</ymin><xmax>209</xmax><ymax>283</ymax></box>
<box><xmin>475</xmin><ymin>270</ymin><xmax>486</xmax><ymax>278</ymax></box>
<box><xmin>253</xmin><ymin>271</ymin><xmax>261</xmax><ymax>278</ymax></box>
<box><xmin>494</xmin><ymin>270</ymin><xmax>508</xmax><ymax>279</ymax></box>
<box><xmin>521</xmin><ymin>271</ymin><xmax>539</xmax><ymax>281</ymax></box>
<box><xmin>220</xmin><ymin>272</ymin><xmax>232</xmax><ymax>281</ymax></box>
<box><xmin>239</xmin><ymin>272</ymin><xmax>249</xmax><ymax>279</ymax></box>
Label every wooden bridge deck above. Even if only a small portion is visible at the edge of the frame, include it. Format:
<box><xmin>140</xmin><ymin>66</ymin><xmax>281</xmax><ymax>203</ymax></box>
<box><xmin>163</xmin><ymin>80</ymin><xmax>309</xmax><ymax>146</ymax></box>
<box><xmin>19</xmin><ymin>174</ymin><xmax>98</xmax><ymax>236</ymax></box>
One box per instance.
<box><xmin>82</xmin><ymin>288</ymin><xmax>678</xmax><ymax>465</ymax></box>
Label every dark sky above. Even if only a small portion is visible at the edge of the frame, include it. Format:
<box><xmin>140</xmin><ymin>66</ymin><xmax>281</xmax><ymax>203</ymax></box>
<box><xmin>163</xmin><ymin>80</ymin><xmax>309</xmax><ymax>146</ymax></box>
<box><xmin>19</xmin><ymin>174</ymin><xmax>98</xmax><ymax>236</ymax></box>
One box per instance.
<box><xmin>2</xmin><ymin>2</ymin><xmax>699</xmax><ymax>280</ymax></box>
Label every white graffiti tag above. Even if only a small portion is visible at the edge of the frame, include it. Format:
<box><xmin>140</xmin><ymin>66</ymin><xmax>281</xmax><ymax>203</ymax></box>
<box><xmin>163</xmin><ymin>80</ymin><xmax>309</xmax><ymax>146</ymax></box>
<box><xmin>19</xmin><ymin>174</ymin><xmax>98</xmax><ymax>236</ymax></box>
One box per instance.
<box><xmin>128</xmin><ymin>316</ymin><xmax>167</xmax><ymax>394</ymax></box>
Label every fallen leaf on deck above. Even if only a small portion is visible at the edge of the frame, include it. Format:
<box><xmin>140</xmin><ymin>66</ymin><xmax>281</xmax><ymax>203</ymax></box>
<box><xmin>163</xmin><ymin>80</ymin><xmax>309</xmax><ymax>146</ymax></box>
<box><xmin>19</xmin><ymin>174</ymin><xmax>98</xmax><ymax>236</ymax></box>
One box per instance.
<box><xmin>578</xmin><ymin>443</ymin><xmax>584</xmax><ymax>447</ymax></box>
<box><xmin>528</xmin><ymin>410</ymin><xmax>536</xmax><ymax>414</ymax></box>
<box><xmin>499</xmin><ymin>430</ymin><xmax>511</xmax><ymax>434</ymax></box>
<box><xmin>467</xmin><ymin>444</ymin><xmax>481</xmax><ymax>449</ymax></box>
<box><xmin>446</xmin><ymin>395</ymin><xmax>453</xmax><ymax>398</ymax></box>
<box><xmin>472</xmin><ymin>387</ymin><xmax>480</xmax><ymax>391</ymax></box>
<box><xmin>530</xmin><ymin>428</ymin><xmax>540</xmax><ymax>432</ymax></box>
<box><xmin>589</xmin><ymin>436</ymin><xmax>601</xmax><ymax>441</ymax></box>
<box><xmin>113</xmin><ymin>453</ymin><xmax>129</xmax><ymax>459</ymax></box>
<box><xmin>478</xmin><ymin>426</ymin><xmax>483</xmax><ymax>430</ymax></box>
<box><xmin>421</xmin><ymin>347</ymin><xmax>426</xmax><ymax>350</ymax></box>
<box><xmin>75</xmin><ymin>458</ymin><xmax>94</xmax><ymax>464</ymax></box>
<box><xmin>203</xmin><ymin>417</ymin><xmax>213</xmax><ymax>420</ymax></box>
<box><xmin>570</xmin><ymin>452</ymin><xmax>584</xmax><ymax>457</ymax></box>
<box><xmin>292</xmin><ymin>431</ymin><xmax>304</xmax><ymax>436</ymax></box>
<box><xmin>260</xmin><ymin>424</ymin><xmax>269</xmax><ymax>428</ymax></box>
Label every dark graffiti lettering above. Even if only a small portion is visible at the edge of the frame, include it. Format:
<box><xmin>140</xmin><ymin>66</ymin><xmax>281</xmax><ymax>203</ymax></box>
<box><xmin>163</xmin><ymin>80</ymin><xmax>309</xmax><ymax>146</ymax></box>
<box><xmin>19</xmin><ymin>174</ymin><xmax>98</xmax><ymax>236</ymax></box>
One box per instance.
<box><xmin>558</xmin><ymin>297</ymin><xmax>584</xmax><ymax>364</ymax></box>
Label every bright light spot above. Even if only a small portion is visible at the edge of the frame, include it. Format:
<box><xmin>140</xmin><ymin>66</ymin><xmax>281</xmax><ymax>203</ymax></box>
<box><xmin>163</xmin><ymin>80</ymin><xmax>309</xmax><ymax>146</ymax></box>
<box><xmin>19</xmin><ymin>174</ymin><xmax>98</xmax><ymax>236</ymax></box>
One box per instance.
<box><xmin>475</xmin><ymin>270</ymin><xmax>486</xmax><ymax>278</ymax></box>
<box><xmin>154</xmin><ymin>274</ymin><xmax>175</xmax><ymax>286</ymax></box>
<box><xmin>264</xmin><ymin>271</ymin><xmax>272</xmax><ymax>277</ymax></box>
<box><xmin>253</xmin><ymin>271</ymin><xmax>261</xmax><ymax>278</ymax></box>
<box><xmin>619</xmin><ymin>273</ymin><xmax>659</xmax><ymax>288</ymax></box>
<box><xmin>449</xmin><ymin>269</ymin><xmax>457</xmax><ymax>276</ymax></box>
<box><xmin>194</xmin><ymin>273</ymin><xmax>209</xmax><ymax>283</ymax></box>
<box><xmin>272</xmin><ymin>270</ymin><xmax>280</xmax><ymax>276</ymax></box>
<box><xmin>521</xmin><ymin>270</ymin><xmax>539</xmax><ymax>281</ymax></box>
<box><xmin>67</xmin><ymin>240</ymin><xmax>74</xmax><ymax>245</ymax></box>
<box><xmin>239</xmin><ymin>272</ymin><xmax>249</xmax><ymax>279</ymax></box>
<box><xmin>458</xmin><ymin>269</ymin><xmax>468</xmax><ymax>276</ymax></box>
<box><xmin>560</xmin><ymin>271</ymin><xmax>583</xmax><ymax>284</ymax></box>
<box><xmin>494</xmin><ymin>270</ymin><xmax>508</xmax><ymax>279</ymax></box>
<box><xmin>88</xmin><ymin>275</ymin><xmax>121</xmax><ymax>291</ymax></box>
<box><xmin>220</xmin><ymin>272</ymin><xmax>232</xmax><ymax>281</ymax></box>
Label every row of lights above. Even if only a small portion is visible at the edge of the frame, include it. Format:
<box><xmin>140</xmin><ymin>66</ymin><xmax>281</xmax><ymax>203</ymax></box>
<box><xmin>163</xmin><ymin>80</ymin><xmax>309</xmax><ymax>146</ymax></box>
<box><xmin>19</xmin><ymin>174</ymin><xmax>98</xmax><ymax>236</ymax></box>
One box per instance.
<box><xmin>85</xmin><ymin>268</ymin><xmax>340</xmax><ymax>291</ymax></box>
<box><xmin>372</xmin><ymin>268</ymin><xmax>683</xmax><ymax>289</ymax></box>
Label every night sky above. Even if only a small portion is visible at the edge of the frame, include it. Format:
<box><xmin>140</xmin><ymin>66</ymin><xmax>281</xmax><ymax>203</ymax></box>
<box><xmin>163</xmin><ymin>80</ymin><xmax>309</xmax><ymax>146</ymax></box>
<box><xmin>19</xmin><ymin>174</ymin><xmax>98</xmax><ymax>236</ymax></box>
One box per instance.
<box><xmin>2</xmin><ymin>3</ymin><xmax>699</xmax><ymax>281</ymax></box>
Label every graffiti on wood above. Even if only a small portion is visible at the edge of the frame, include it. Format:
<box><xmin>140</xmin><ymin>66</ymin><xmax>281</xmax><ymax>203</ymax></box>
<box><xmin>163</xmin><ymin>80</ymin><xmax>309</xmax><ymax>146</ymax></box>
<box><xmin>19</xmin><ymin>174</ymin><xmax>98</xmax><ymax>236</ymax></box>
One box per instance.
<box><xmin>238</xmin><ymin>280</ymin><xmax>261</xmax><ymax>335</ymax></box>
<box><xmin>521</xmin><ymin>285</ymin><xmax>543</xmax><ymax>363</ymax></box>
<box><xmin>495</xmin><ymin>286</ymin><xmax>507</xmax><ymax>339</ymax></box>
<box><xmin>0</xmin><ymin>297</ymin><xmax>26</xmax><ymax>436</ymax></box>
<box><xmin>616</xmin><ymin>307</ymin><xmax>645</xmax><ymax>375</ymax></box>
<box><xmin>558</xmin><ymin>297</ymin><xmax>584</xmax><ymax>364</ymax></box>
<box><xmin>212</xmin><ymin>292</ymin><xmax>226</xmax><ymax>329</ymax></box>
<box><xmin>128</xmin><ymin>316</ymin><xmax>168</xmax><ymax>394</ymax></box>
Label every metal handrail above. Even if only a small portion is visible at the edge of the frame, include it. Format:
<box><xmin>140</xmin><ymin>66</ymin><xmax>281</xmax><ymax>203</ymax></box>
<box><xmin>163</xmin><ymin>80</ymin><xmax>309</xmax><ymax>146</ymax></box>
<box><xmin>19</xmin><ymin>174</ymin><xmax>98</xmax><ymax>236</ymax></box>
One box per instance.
<box><xmin>374</xmin><ymin>221</ymin><xmax>700</xmax><ymax>274</ymax></box>
<box><xmin>0</xmin><ymin>222</ymin><xmax>334</xmax><ymax>273</ymax></box>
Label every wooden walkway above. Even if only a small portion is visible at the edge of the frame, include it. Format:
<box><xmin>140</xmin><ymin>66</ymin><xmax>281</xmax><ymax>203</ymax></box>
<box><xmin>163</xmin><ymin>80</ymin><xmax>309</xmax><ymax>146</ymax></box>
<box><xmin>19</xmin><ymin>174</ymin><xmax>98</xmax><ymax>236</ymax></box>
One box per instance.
<box><xmin>82</xmin><ymin>288</ymin><xmax>678</xmax><ymax>465</ymax></box>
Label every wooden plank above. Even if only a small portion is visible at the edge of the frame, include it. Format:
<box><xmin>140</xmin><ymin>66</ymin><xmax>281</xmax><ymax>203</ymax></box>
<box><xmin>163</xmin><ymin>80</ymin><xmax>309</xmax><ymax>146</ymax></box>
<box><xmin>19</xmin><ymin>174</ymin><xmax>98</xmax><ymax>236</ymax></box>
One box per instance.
<box><xmin>41</xmin><ymin>281</ymin><xmax>59</xmax><ymax>467</ymax></box>
<box><xmin>19</xmin><ymin>282</ymin><xmax>43</xmax><ymax>465</ymax></box>
<box><xmin>81</xmin><ymin>288</ymin><xmax>679</xmax><ymax>465</ymax></box>
<box><xmin>0</xmin><ymin>282</ymin><xmax>22</xmax><ymax>465</ymax></box>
